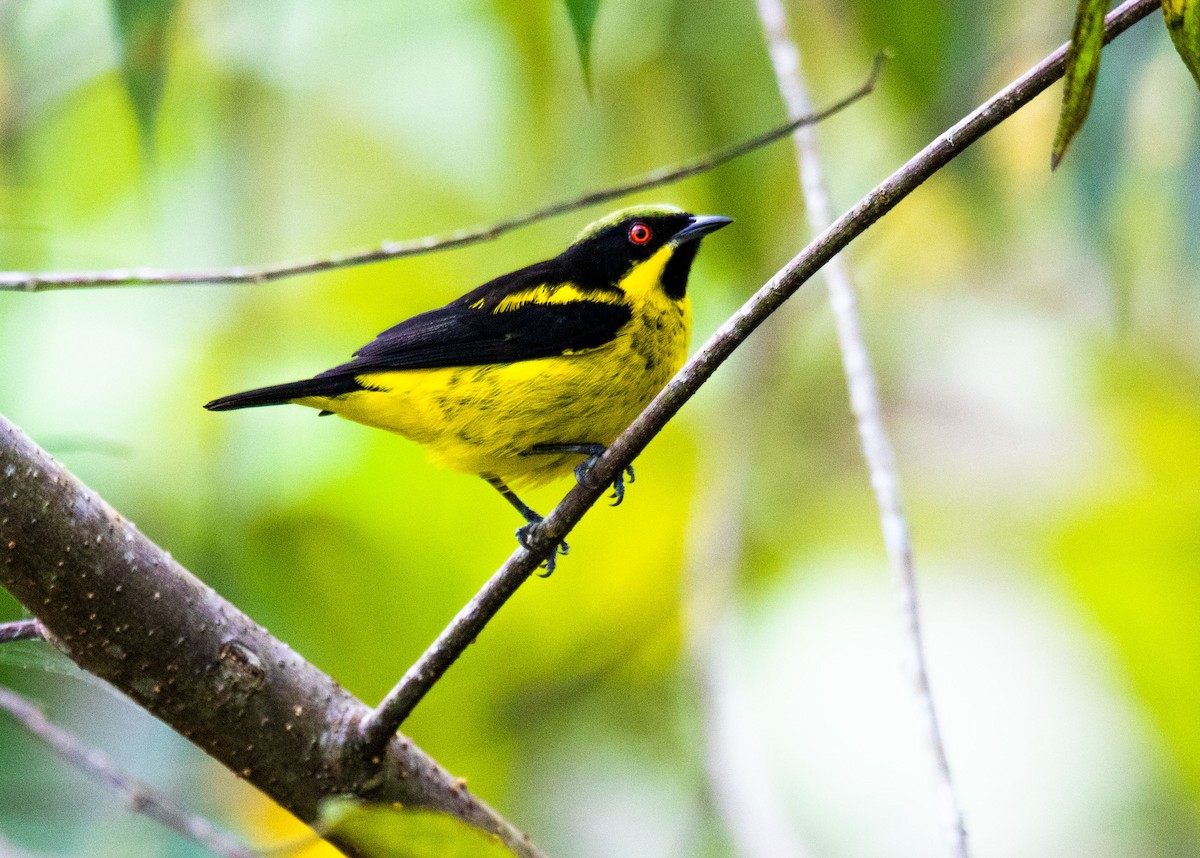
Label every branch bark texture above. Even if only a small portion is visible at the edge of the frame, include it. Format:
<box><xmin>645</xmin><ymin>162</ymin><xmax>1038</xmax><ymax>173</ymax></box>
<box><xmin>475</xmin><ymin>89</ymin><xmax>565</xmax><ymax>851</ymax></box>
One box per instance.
<box><xmin>0</xmin><ymin>414</ymin><xmax>544</xmax><ymax>858</ymax></box>
<box><xmin>359</xmin><ymin>0</ymin><xmax>1160</xmax><ymax>753</ymax></box>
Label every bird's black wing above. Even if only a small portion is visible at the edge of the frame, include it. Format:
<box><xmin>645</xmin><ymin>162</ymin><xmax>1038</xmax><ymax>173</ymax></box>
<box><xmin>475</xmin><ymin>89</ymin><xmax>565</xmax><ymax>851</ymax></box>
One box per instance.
<box><xmin>343</xmin><ymin>257</ymin><xmax>630</xmax><ymax>370</ymax></box>
<box><xmin>205</xmin><ymin>260</ymin><xmax>631</xmax><ymax>410</ymax></box>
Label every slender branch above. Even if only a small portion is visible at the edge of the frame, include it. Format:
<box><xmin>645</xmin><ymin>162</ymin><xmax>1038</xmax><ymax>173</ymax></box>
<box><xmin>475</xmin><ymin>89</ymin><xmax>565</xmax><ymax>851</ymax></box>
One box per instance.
<box><xmin>0</xmin><ymin>619</ymin><xmax>43</xmax><ymax>644</ymax></box>
<box><xmin>753</xmin><ymin>1</ymin><xmax>969</xmax><ymax>856</ymax></box>
<box><xmin>0</xmin><ymin>686</ymin><xmax>255</xmax><ymax>858</ymax></box>
<box><xmin>0</xmin><ymin>65</ymin><xmax>882</xmax><ymax>294</ymax></box>
<box><xmin>357</xmin><ymin>0</ymin><xmax>1160</xmax><ymax>758</ymax></box>
<box><xmin>0</xmin><ymin>414</ymin><xmax>547</xmax><ymax>858</ymax></box>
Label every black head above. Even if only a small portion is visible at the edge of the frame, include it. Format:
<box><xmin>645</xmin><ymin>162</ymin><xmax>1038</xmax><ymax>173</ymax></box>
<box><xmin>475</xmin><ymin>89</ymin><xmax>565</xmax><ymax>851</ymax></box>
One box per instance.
<box><xmin>559</xmin><ymin>205</ymin><xmax>732</xmax><ymax>300</ymax></box>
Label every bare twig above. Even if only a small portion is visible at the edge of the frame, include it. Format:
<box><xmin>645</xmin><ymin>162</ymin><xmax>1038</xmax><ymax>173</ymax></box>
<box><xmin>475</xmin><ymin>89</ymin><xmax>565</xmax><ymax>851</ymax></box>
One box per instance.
<box><xmin>0</xmin><ymin>619</ymin><xmax>43</xmax><ymax>644</ymax></box>
<box><xmin>0</xmin><ymin>686</ymin><xmax>255</xmax><ymax>858</ymax></box>
<box><xmin>753</xmin><ymin>1</ymin><xmax>969</xmax><ymax>856</ymax></box>
<box><xmin>0</xmin><ymin>414</ymin><xmax>548</xmax><ymax>858</ymax></box>
<box><xmin>0</xmin><ymin>67</ymin><xmax>882</xmax><ymax>294</ymax></box>
<box><xmin>357</xmin><ymin>0</ymin><xmax>1159</xmax><ymax>759</ymax></box>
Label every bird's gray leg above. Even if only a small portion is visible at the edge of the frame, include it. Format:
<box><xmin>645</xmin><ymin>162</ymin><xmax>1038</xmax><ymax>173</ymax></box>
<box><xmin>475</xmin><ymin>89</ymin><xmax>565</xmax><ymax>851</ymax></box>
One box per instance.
<box><xmin>484</xmin><ymin>475</ymin><xmax>567</xmax><ymax>576</ymax></box>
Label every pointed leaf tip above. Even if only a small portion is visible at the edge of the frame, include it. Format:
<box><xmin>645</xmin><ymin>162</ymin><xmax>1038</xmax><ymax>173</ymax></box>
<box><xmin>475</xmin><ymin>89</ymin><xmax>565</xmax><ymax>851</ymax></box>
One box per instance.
<box><xmin>563</xmin><ymin>0</ymin><xmax>603</xmax><ymax>91</ymax></box>
<box><xmin>109</xmin><ymin>0</ymin><xmax>177</xmax><ymax>153</ymax></box>
<box><xmin>1051</xmin><ymin>0</ymin><xmax>1108</xmax><ymax>171</ymax></box>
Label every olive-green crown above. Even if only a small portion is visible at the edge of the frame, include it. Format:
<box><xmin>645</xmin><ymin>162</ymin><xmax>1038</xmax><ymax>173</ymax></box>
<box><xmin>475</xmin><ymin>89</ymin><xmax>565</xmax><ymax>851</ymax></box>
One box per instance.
<box><xmin>572</xmin><ymin>204</ymin><xmax>685</xmax><ymax>244</ymax></box>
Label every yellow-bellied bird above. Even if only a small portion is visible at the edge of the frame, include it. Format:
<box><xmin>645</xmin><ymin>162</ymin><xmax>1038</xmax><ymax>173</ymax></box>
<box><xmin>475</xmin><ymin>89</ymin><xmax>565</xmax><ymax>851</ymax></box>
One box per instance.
<box><xmin>206</xmin><ymin>205</ymin><xmax>731</xmax><ymax>573</ymax></box>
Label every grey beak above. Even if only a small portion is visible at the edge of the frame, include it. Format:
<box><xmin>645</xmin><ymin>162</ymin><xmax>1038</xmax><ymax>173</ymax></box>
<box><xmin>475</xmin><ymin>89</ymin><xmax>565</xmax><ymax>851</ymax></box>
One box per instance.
<box><xmin>673</xmin><ymin>214</ymin><xmax>734</xmax><ymax>244</ymax></box>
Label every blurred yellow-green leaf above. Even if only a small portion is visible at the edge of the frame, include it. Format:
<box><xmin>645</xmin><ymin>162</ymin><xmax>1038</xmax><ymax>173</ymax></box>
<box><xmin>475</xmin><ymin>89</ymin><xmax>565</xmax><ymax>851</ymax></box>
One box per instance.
<box><xmin>319</xmin><ymin>798</ymin><xmax>516</xmax><ymax>858</ymax></box>
<box><xmin>562</xmin><ymin>0</ymin><xmax>602</xmax><ymax>89</ymax></box>
<box><xmin>107</xmin><ymin>0</ymin><xmax>176</xmax><ymax>149</ymax></box>
<box><xmin>1055</xmin><ymin>347</ymin><xmax>1200</xmax><ymax>804</ymax></box>
<box><xmin>1052</xmin><ymin>0</ymin><xmax>1109</xmax><ymax>170</ymax></box>
<box><xmin>1163</xmin><ymin>0</ymin><xmax>1200</xmax><ymax>88</ymax></box>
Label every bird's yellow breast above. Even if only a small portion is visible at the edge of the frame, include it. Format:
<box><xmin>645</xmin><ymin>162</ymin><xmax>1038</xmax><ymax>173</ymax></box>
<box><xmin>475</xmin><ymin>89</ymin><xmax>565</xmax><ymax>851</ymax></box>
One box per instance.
<box><xmin>296</xmin><ymin>247</ymin><xmax>690</xmax><ymax>487</ymax></box>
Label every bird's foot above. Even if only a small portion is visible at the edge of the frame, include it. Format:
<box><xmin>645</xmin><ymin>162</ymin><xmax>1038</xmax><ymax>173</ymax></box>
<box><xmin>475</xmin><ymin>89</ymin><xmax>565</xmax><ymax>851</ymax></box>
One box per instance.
<box><xmin>524</xmin><ymin>442</ymin><xmax>636</xmax><ymax>506</ymax></box>
<box><xmin>516</xmin><ymin>517</ymin><xmax>569</xmax><ymax>577</ymax></box>
<box><xmin>573</xmin><ymin>451</ymin><xmax>635</xmax><ymax>507</ymax></box>
<box><xmin>486</xmin><ymin>474</ymin><xmax>568</xmax><ymax>577</ymax></box>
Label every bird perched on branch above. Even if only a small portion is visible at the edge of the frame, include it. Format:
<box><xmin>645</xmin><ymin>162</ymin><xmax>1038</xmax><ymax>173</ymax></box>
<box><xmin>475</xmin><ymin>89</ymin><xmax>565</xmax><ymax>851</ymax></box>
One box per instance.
<box><xmin>206</xmin><ymin>205</ymin><xmax>731</xmax><ymax>573</ymax></box>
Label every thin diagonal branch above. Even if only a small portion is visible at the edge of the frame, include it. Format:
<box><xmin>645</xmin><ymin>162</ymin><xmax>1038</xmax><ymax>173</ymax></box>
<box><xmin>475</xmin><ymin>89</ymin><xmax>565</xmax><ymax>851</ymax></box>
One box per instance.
<box><xmin>0</xmin><ymin>619</ymin><xmax>43</xmax><ymax>644</ymax></box>
<box><xmin>356</xmin><ymin>0</ymin><xmax>1159</xmax><ymax>760</ymax></box>
<box><xmin>0</xmin><ymin>687</ymin><xmax>255</xmax><ymax>858</ymax></box>
<box><xmin>753</xmin><ymin>1</ymin><xmax>969</xmax><ymax>856</ymax></box>
<box><xmin>0</xmin><ymin>64</ymin><xmax>882</xmax><ymax>294</ymax></box>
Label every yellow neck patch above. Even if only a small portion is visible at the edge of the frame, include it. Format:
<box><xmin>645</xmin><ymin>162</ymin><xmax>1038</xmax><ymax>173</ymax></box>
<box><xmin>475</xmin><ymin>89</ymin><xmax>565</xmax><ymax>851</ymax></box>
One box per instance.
<box><xmin>616</xmin><ymin>244</ymin><xmax>675</xmax><ymax>303</ymax></box>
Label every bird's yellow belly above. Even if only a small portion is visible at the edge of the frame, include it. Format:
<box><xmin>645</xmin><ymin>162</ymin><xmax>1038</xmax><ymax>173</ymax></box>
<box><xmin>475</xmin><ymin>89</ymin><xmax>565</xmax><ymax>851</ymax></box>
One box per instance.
<box><xmin>296</xmin><ymin>304</ymin><xmax>688</xmax><ymax>488</ymax></box>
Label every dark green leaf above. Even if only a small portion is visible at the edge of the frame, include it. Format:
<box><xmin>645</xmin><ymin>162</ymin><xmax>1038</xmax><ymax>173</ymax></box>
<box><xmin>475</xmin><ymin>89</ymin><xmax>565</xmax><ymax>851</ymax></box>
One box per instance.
<box><xmin>563</xmin><ymin>0</ymin><xmax>602</xmax><ymax>90</ymax></box>
<box><xmin>108</xmin><ymin>0</ymin><xmax>177</xmax><ymax>150</ymax></box>
<box><xmin>318</xmin><ymin>797</ymin><xmax>517</xmax><ymax>858</ymax></box>
<box><xmin>1051</xmin><ymin>0</ymin><xmax>1109</xmax><ymax>171</ymax></box>
<box><xmin>1164</xmin><ymin>0</ymin><xmax>1200</xmax><ymax>89</ymax></box>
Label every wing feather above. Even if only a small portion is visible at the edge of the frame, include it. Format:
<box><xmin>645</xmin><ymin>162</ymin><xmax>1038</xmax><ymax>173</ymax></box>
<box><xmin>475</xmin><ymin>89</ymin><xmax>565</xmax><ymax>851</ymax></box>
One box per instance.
<box><xmin>331</xmin><ymin>258</ymin><xmax>630</xmax><ymax>378</ymax></box>
<box><xmin>206</xmin><ymin>258</ymin><xmax>632</xmax><ymax>410</ymax></box>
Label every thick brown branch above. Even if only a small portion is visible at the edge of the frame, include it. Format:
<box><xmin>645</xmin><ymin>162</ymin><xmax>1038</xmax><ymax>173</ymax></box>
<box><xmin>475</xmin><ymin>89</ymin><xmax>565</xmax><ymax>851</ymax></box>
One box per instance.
<box><xmin>0</xmin><ymin>413</ymin><xmax>545</xmax><ymax>858</ymax></box>
<box><xmin>0</xmin><ymin>63</ymin><xmax>881</xmax><ymax>294</ymax></box>
<box><xmin>358</xmin><ymin>0</ymin><xmax>1160</xmax><ymax>757</ymax></box>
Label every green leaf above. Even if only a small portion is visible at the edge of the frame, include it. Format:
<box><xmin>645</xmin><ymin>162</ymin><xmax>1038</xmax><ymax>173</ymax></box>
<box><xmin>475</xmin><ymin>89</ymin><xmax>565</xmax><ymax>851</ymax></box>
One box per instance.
<box><xmin>108</xmin><ymin>0</ymin><xmax>177</xmax><ymax>151</ymax></box>
<box><xmin>1051</xmin><ymin>0</ymin><xmax>1109</xmax><ymax>171</ymax></box>
<box><xmin>1164</xmin><ymin>0</ymin><xmax>1200</xmax><ymax>89</ymax></box>
<box><xmin>562</xmin><ymin>0</ymin><xmax>603</xmax><ymax>90</ymax></box>
<box><xmin>318</xmin><ymin>797</ymin><xmax>518</xmax><ymax>858</ymax></box>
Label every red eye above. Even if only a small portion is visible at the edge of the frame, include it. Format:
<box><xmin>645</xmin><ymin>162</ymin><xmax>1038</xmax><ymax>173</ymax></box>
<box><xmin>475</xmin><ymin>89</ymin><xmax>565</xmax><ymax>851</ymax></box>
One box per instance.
<box><xmin>628</xmin><ymin>222</ymin><xmax>652</xmax><ymax>245</ymax></box>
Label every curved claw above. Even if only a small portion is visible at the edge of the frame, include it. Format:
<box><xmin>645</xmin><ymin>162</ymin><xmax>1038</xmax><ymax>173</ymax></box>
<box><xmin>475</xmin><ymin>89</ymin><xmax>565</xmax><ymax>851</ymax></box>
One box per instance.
<box><xmin>573</xmin><ymin>452</ymin><xmax>637</xmax><ymax>507</ymax></box>
<box><xmin>608</xmin><ymin>464</ymin><xmax>636</xmax><ymax>507</ymax></box>
<box><xmin>515</xmin><ymin>522</ymin><xmax>569</xmax><ymax>577</ymax></box>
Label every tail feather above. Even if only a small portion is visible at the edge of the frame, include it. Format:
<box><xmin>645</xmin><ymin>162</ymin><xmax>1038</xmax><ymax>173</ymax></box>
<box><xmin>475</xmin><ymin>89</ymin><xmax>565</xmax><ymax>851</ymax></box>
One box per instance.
<box><xmin>204</xmin><ymin>376</ymin><xmax>354</xmax><ymax>411</ymax></box>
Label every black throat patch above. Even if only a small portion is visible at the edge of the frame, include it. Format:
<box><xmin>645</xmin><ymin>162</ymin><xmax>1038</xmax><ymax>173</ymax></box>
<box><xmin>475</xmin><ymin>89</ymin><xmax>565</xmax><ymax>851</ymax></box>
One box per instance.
<box><xmin>660</xmin><ymin>241</ymin><xmax>699</xmax><ymax>300</ymax></box>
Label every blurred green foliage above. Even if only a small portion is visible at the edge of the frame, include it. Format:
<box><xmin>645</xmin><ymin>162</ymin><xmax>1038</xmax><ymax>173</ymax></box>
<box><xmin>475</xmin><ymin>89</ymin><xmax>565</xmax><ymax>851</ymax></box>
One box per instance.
<box><xmin>1056</xmin><ymin>346</ymin><xmax>1200</xmax><ymax>801</ymax></box>
<box><xmin>319</xmin><ymin>798</ymin><xmax>517</xmax><ymax>858</ymax></box>
<box><xmin>1</xmin><ymin>1</ymin><xmax>1199</xmax><ymax>857</ymax></box>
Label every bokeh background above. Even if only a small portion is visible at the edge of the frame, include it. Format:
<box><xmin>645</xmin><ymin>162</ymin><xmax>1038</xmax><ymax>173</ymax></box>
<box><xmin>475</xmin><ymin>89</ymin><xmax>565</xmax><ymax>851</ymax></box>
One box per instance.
<box><xmin>2</xmin><ymin>1</ymin><xmax>1199</xmax><ymax>856</ymax></box>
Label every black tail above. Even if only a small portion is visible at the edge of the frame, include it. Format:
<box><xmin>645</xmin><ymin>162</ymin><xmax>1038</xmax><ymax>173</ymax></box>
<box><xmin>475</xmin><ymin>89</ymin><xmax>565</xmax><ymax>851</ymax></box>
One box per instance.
<box><xmin>204</xmin><ymin>375</ymin><xmax>356</xmax><ymax>411</ymax></box>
